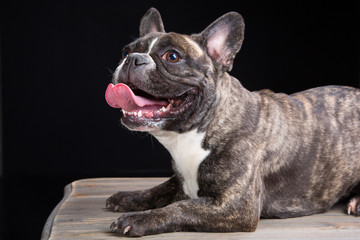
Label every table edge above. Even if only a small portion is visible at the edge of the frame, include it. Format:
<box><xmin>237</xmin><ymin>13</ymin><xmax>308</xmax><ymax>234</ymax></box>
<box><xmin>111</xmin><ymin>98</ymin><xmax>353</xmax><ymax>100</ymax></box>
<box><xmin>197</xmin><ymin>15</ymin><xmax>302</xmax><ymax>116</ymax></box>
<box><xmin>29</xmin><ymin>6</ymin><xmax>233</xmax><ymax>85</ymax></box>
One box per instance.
<box><xmin>41</xmin><ymin>182</ymin><xmax>73</xmax><ymax>240</ymax></box>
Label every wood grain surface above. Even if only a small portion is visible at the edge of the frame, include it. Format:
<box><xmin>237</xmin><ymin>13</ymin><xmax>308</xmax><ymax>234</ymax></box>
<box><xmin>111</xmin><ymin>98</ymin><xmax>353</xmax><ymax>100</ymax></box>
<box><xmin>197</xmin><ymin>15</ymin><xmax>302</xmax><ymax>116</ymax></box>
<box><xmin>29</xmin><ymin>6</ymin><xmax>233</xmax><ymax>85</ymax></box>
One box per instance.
<box><xmin>42</xmin><ymin>178</ymin><xmax>360</xmax><ymax>239</ymax></box>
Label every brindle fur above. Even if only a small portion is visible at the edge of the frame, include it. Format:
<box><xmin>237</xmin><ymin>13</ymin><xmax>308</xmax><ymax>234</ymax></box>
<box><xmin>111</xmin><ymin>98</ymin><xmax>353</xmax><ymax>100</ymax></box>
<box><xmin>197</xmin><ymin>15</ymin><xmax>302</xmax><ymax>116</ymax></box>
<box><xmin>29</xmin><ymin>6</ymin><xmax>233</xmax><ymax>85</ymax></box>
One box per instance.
<box><xmin>106</xmin><ymin>8</ymin><xmax>360</xmax><ymax>237</ymax></box>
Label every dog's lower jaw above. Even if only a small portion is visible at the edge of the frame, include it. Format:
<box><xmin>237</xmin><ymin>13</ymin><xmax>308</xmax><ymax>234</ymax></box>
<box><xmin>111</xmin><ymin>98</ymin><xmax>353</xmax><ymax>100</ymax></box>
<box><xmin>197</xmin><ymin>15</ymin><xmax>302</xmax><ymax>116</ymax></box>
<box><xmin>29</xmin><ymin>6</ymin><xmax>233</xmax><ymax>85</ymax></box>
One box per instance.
<box><xmin>119</xmin><ymin>91</ymin><xmax>203</xmax><ymax>132</ymax></box>
<box><xmin>121</xmin><ymin>117</ymin><xmax>166</xmax><ymax>132</ymax></box>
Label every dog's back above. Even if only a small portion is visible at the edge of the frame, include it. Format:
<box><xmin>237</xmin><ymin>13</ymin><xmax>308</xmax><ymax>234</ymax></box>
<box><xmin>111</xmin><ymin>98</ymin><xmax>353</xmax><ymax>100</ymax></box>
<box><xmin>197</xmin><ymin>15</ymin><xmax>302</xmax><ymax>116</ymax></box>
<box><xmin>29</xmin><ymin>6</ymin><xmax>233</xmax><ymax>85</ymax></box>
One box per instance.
<box><xmin>260</xmin><ymin>85</ymin><xmax>360</xmax><ymax>218</ymax></box>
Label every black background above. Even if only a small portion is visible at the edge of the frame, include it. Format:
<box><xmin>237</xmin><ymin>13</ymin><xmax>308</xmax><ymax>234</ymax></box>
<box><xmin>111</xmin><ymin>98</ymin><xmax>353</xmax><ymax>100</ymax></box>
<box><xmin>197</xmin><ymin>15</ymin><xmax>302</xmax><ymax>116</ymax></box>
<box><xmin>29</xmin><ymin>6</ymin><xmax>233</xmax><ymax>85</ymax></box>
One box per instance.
<box><xmin>0</xmin><ymin>1</ymin><xmax>359</xmax><ymax>239</ymax></box>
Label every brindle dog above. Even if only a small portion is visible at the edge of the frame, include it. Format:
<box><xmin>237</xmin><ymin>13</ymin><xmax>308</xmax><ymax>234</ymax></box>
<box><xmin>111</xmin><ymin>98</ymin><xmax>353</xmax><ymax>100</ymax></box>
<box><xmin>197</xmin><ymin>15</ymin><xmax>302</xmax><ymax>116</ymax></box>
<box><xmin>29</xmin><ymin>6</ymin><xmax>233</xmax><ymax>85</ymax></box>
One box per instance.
<box><xmin>105</xmin><ymin>8</ymin><xmax>360</xmax><ymax>237</ymax></box>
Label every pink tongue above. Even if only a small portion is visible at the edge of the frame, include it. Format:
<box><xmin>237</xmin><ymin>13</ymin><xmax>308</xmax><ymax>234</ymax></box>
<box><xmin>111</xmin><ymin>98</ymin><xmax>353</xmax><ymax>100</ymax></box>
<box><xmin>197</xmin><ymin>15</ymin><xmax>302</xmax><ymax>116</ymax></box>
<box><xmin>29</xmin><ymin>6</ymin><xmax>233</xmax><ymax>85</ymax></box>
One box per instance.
<box><xmin>105</xmin><ymin>83</ymin><xmax>168</xmax><ymax>112</ymax></box>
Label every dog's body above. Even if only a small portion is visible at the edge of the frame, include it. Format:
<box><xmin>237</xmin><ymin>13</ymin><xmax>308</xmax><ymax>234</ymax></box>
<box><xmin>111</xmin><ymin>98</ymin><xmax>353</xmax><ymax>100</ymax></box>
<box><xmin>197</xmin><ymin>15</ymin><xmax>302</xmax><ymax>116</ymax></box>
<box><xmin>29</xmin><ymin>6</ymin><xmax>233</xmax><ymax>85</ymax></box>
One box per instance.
<box><xmin>105</xmin><ymin>8</ymin><xmax>360</xmax><ymax>237</ymax></box>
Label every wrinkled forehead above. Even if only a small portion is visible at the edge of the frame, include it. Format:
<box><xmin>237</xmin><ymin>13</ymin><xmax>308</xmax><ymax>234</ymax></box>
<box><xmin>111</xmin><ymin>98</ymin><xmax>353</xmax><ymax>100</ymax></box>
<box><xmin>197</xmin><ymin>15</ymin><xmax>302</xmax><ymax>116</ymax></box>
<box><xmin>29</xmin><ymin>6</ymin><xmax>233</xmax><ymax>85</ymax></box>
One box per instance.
<box><xmin>156</xmin><ymin>33</ymin><xmax>203</xmax><ymax>56</ymax></box>
<box><xmin>125</xmin><ymin>32</ymin><xmax>204</xmax><ymax>57</ymax></box>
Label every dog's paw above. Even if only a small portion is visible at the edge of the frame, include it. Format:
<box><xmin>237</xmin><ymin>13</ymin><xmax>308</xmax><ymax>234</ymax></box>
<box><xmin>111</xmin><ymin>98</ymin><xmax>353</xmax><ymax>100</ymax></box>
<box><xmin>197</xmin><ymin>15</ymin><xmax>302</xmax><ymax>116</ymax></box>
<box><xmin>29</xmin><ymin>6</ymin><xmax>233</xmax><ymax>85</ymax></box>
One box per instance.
<box><xmin>105</xmin><ymin>191</ymin><xmax>136</xmax><ymax>212</ymax></box>
<box><xmin>110</xmin><ymin>212</ymin><xmax>158</xmax><ymax>237</ymax></box>
<box><xmin>347</xmin><ymin>196</ymin><xmax>360</xmax><ymax>216</ymax></box>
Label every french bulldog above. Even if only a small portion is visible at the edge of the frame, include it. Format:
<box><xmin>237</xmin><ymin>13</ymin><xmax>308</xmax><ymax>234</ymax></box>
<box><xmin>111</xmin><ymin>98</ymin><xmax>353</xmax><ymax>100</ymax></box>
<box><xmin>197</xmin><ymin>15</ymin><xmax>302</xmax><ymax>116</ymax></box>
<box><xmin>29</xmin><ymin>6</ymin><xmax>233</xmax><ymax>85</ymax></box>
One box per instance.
<box><xmin>105</xmin><ymin>7</ymin><xmax>360</xmax><ymax>237</ymax></box>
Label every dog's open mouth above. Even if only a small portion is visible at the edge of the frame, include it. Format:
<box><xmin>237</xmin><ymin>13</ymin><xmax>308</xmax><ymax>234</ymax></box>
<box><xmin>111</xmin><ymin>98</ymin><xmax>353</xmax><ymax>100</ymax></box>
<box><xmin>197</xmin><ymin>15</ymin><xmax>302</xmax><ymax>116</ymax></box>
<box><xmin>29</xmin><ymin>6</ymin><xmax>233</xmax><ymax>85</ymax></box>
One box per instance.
<box><xmin>105</xmin><ymin>83</ymin><xmax>197</xmax><ymax>121</ymax></box>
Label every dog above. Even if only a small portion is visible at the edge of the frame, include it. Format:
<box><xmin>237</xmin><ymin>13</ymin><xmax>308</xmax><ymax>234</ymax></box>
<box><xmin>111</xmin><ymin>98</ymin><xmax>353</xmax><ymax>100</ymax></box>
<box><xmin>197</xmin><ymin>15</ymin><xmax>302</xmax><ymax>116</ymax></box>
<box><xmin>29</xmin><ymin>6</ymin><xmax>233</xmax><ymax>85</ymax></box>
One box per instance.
<box><xmin>105</xmin><ymin>8</ymin><xmax>360</xmax><ymax>237</ymax></box>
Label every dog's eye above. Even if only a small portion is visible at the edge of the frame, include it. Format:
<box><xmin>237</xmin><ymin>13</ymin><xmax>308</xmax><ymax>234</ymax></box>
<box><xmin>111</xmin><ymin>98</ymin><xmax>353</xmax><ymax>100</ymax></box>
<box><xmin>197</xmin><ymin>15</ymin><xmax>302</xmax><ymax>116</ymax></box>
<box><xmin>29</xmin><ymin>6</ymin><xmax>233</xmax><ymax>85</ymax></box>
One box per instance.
<box><xmin>122</xmin><ymin>50</ymin><xmax>130</xmax><ymax>59</ymax></box>
<box><xmin>162</xmin><ymin>50</ymin><xmax>182</xmax><ymax>63</ymax></box>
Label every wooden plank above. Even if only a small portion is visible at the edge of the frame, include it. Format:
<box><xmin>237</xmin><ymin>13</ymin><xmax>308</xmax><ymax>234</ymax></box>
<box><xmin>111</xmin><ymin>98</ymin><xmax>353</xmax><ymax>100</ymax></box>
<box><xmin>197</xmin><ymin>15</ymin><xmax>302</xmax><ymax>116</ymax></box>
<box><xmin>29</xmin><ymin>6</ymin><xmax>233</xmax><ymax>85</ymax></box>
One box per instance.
<box><xmin>41</xmin><ymin>183</ymin><xmax>72</xmax><ymax>239</ymax></box>
<box><xmin>42</xmin><ymin>178</ymin><xmax>360</xmax><ymax>240</ymax></box>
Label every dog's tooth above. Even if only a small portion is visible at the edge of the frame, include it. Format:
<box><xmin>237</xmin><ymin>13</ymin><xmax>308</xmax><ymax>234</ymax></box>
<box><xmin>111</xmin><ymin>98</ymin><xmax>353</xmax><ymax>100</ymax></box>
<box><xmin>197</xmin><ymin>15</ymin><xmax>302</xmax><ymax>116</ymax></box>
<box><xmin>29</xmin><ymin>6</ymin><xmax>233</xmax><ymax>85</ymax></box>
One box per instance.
<box><xmin>138</xmin><ymin>110</ymin><xmax>142</xmax><ymax>117</ymax></box>
<box><xmin>161</xmin><ymin>107</ymin><xmax>166</xmax><ymax>112</ymax></box>
<box><xmin>133</xmin><ymin>111</ymin><xmax>138</xmax><ymax>117</ymax></box>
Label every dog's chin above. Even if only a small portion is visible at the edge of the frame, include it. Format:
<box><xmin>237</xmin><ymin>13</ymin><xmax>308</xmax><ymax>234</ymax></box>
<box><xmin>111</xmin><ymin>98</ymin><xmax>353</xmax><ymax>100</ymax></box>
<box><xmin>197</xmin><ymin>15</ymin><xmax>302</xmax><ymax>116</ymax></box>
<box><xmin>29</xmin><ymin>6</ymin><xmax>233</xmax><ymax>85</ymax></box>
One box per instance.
<box><xmin>120</xmin><ymin>88</ymin><xmax>199</xmax><ymax>132</ymax></box>
<box><xmin>120</xmin><ymin>117</ymin><xmax>165</xmax><ymax>132</ymax></box>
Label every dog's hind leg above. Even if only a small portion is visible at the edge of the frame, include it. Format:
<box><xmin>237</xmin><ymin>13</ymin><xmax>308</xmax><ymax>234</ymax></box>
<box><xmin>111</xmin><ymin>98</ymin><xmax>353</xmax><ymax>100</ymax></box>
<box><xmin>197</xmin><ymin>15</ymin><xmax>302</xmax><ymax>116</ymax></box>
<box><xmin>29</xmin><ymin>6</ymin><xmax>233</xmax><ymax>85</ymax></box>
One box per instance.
<box><xmin>347</xmin><ymin>183</ymin><xmax>360</xmax><ymax>216</ymax></box>
<box><xmin>347</xmin><ymin>196</ymin><xmax>360</xmax><ymax>216</ymax></box>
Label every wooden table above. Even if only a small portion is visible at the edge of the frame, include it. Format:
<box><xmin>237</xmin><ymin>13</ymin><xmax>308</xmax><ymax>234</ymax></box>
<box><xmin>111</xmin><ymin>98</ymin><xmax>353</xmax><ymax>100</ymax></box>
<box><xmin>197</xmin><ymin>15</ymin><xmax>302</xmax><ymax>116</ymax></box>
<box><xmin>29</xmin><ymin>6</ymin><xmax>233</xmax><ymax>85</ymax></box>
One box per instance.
<box><xmin>42</xmin><ymin>178</ymin><xmax>360</xmax><ymax>239</ymax></box>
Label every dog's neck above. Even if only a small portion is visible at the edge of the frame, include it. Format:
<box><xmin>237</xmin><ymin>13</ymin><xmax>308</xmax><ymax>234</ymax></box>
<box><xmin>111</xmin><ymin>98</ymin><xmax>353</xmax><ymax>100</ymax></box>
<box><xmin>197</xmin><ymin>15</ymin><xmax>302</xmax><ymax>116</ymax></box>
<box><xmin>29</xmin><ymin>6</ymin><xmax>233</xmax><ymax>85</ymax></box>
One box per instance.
<box><xmin>203</xmin><ymin>73</ymin><xmax>260</xmax><ymax>149</ymax></box>
<box><xmin>150</xmin><ymin>73</ymin><xmax>259</xmax><ymax>198</ymax></box>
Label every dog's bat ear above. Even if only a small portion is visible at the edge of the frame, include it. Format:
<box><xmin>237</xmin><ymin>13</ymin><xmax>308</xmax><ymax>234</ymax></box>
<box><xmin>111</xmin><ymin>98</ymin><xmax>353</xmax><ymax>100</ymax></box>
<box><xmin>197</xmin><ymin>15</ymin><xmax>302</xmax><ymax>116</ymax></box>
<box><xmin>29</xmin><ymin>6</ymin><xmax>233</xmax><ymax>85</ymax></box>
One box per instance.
<box><xmin>139</xmin><ymin>8</ymin><xmax>165</xmax><ymax>37</ymax></box>
<box><xmin>196</xmin><ymin>12</ymin><xmax>245</xmax><ymax>72</ymax></box>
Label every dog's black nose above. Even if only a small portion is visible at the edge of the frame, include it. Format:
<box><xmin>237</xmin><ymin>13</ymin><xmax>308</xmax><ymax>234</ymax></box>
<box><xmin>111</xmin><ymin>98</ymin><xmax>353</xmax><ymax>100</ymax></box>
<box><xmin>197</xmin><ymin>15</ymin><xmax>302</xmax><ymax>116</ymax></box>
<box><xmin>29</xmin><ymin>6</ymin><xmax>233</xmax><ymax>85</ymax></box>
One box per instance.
<box><xmin>125</xmin><ymin>53</ymin><xmax>151</xmax><ymax>67</ymax></box>
<box><xmin>113</xmin><ymin>52</ymin><xmax>154</xmax><ymax>85</ymax></box>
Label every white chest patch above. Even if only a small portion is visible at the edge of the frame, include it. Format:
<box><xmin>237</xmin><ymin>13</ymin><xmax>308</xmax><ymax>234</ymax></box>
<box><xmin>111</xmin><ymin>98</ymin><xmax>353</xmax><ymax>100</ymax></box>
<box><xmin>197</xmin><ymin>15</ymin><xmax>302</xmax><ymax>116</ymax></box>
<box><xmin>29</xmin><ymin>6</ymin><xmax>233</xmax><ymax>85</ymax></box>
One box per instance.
<box><xmin>152</xmin><ymin>129</ymin><xmax>210</xmax><ymax>198</ymax></box>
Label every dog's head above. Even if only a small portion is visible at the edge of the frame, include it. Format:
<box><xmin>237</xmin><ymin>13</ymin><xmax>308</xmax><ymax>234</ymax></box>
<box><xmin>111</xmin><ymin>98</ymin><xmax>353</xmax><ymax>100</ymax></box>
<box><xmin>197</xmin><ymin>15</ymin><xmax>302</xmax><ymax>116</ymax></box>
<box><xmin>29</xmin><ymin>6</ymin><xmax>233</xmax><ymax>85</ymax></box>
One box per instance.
<box><xmin>105</xmin><ymin>8</ymin><xmax>245</xmax><ymax>132</ymax></box>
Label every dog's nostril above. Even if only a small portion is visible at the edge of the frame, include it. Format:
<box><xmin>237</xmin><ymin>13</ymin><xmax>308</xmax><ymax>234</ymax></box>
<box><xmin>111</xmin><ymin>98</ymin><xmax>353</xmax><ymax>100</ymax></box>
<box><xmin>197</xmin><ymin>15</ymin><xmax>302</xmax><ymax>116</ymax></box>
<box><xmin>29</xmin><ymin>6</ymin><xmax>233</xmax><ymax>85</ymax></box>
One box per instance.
<box><xmin>134</xmin><ymin>57</ymin><xmax>149</xmax><ymax>66</ymax></box>
<box><xmin>124</xmin><ymin>54</ymin><xmax>150</xmax><ymax>67</ymax></box>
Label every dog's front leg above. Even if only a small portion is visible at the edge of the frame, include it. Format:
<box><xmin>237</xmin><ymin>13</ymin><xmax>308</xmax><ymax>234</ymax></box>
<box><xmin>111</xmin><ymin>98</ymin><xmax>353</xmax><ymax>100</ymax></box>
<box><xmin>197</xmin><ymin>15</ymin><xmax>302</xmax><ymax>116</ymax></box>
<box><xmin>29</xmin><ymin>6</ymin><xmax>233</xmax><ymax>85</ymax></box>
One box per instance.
<box><xmin>110</xmin><ymin>195</ymin><xmax>261</xmax><ymax>237</ymax></box>
<box><xmin>106</xmin><ymin>175</ymin><xmax>188</xmax><ymax>212</ymax></box>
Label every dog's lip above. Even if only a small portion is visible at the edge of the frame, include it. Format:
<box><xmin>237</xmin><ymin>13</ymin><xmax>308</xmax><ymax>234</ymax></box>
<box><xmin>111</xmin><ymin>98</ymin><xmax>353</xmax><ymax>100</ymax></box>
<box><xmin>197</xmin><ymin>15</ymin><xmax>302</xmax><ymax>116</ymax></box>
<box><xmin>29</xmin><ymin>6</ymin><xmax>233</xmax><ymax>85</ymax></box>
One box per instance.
<box><xmin>121</xmin><ymin>91</ymin><xmax>197</xmax><ymax>121</ymax></box>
